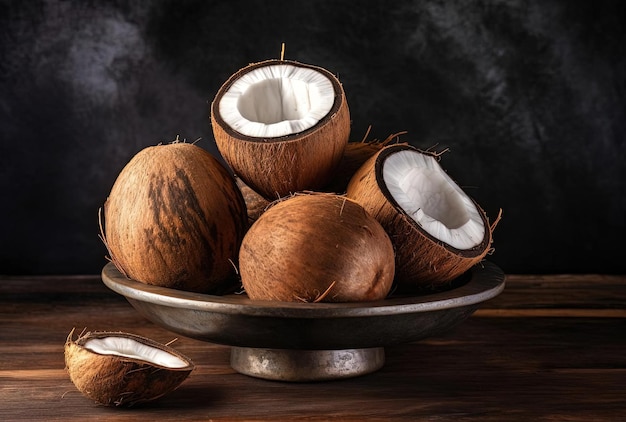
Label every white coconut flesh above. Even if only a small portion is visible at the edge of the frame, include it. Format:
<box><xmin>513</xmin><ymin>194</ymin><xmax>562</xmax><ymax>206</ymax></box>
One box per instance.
<box><xmin>218</xmin><ymin>64</ymin><xmax>335</xmax><ymax>138</ymax></box>
<box><xmin>382</xmin><ymin>150</ymin><xmax>485</xmax><ymax>250</ymax></box>
<box><xmin>83</xmin><ymin>337</ymin><xmax>189</xmax><ymax>369</ymax></box>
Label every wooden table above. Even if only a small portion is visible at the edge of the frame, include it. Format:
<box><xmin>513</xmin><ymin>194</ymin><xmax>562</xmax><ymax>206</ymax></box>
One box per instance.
<box><xmin>2</xmin><ymin>272</ymin><xmax>625</xmax><ymax>421</ymax></box>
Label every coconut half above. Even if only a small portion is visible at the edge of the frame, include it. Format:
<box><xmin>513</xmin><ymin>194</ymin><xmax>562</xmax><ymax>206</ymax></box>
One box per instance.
<box><xmin>211</xmin><ymin>59</ymin><xmax>350</xmax><ymax>200</ymax></box>
<box><xmin>346</xmin><ymin>144</ymin><xmax>494</xmax><ymax>289</ymax></box>
<box><xmin>65</xmin><ymin>330</ymin><xmax>194</xmax><ymax>407</ymax></box>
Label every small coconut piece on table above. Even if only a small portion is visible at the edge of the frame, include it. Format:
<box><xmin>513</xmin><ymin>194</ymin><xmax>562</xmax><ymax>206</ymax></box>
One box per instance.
<box><xmin>239</xmin><ymin>193</ymin><xmax>395</xmax><ymax>303</ymax></box>
<box><xmin>64</xmin><ymin>330</ymin><xmax>194</xmax><ymax>407</ymax></box>
<box><xmin>211</xmin><ymin>59</ymin><xmax>350</xmax><ymax>200</ymax></box>
<box><xmin>347</xmin><ymin>143</ymin><xmax>496</xmax><ymax>291</ymax></box>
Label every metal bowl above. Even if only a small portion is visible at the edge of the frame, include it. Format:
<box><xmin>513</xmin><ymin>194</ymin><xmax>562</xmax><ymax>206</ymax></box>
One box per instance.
<box><xmin>102</xmin><ymin>261</ymin><xmax>505</xmax><ymax>381</ymax></box>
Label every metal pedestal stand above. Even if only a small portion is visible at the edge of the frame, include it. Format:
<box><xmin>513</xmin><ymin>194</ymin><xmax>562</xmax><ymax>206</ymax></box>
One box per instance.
<box><xmin>230</xmin><ymin>347</ymin><xmax>385</xmax><ymax>381</ymax></box>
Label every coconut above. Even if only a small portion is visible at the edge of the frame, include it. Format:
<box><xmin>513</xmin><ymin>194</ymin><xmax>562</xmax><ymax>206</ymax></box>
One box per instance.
<box><xmin>346</xmin><ymin>144</ymin><xmax>496</xmax><ymax>290</ymax></box>
<box><xmin>235</xmin><ymin>131</ymin><xmax>405</xmax><ymax>222</ymax></box>
<box><xmin>324</xmin><ymin>129</ymin><xmax>406</xmax><ymax>194</ymax></box>
<box><xmin>239</xmin><ymin>193</ymin><xmax>395</xmax><ymax>302</ymax></box>
<box><xmin>102</xmin><ymin>141</ymin><xmax>248</xmax><ymax>293</ymax></box>
<box><xmin>235</xmin><ymin>176</ymin><xmax>270</xmax><ymax>223</ymax></box>
<box><xmin>211</xmin><ymin>59</ymin><xmax>350</xmax><ymax>200</ymax></box>
<box><xmin>64</xmin><ymin>329</ymin><xmax>194</xmax><ymax>407</ymax></box>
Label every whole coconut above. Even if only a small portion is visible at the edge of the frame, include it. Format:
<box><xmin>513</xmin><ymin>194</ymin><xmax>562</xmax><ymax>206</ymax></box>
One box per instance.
<box><xmin>102</xmin><ymin>142</ymin><xmax>248</xmax><ymax>293</ymax></box>
<box><xmin>239</xmin><ymin>194</ymin><xmax>395</xmax><ymax>302</ymax></box>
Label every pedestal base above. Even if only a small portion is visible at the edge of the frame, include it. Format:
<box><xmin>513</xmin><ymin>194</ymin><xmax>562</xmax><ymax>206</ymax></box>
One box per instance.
<box><xmin>230</xmin><ymin>347</ymin><xmax>385</xmax><ymax>382</ymax></box>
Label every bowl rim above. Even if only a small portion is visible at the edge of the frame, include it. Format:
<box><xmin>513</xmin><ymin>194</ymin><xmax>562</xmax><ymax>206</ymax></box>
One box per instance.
<box><xmin>101</xmin><ymin>261</ymin><xmax>505</xmax><ymax>319</ymax></box>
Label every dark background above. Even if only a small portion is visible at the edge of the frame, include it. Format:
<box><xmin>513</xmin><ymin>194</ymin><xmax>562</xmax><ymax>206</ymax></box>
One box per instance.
<box><xmin>1</xmin><ymin>0</ymin><xmax>624</xmax><ymax>275</ymax></box>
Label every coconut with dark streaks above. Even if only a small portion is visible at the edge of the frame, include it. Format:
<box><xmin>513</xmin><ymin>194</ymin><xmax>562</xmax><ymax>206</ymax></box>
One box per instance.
<box><xmin>102</xmin><ymin>141</ymin><xmax>248</xmax><ymax>293</ymax></box>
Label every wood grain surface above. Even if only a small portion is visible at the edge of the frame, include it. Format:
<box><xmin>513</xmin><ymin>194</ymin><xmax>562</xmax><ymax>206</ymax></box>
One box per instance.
<box><xmin>1</xmin><ymin>273</ymin><xmax>625</xmax><ymax>421</ymax></box>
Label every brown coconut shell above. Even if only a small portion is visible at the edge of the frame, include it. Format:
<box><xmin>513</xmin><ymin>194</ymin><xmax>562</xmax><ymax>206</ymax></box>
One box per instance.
<box><xmin>211</xmin><ymin>59</ymin><xmax>351</xmax><ymax>200</ymax></box>
<box><xmin>235</xmin><ymin>138</ymin><xmax>391</xmax><ymax>223</ymax></box>
<box><xmin>324</xmin><ymin>130</ymin><xmax>406</xmax><ymax>194</ymax></box>
<box><xmin>239</xmin><ymin>193</ymin><xmax>395</xmax><ymax>303</ymax></box>
<box><xmin>64</xmin><ymin>330</ymin><xmax>194</xmax><ymax>407</ymax></box>
<box><xmin>102</xmin><ymin>142</ymin><xmax>248</xmax><ymax>294</ymax></box>
<box><xmin>235</xmin><ymin>176</ymin><xmax>270</xmax><ymax>223</ymax></box>
<box><xmin>346</xmin><ymin>144</ymin><xmax>493</xmax><ymax>290</ymax></box>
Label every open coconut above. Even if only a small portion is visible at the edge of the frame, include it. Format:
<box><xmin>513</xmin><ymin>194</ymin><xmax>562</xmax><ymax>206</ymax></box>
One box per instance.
<box><xmin>239</xmin><ymin>193</ymin><xmax>395</xmax><ymax>302</ymax></box>
<box><xmin>64</xmin><ymin>330</ymin><xmax>194</xmax><ymax>407</ymax></box>
<box><xmin>346</xmin><ymin>144</ymin><xmax>495</xmax><ymax>290</ymax></box>
<box><xmin>211</xmin><ymin>59</ymin><xmax>350</xmax><ymax>200</ymax></box>
<box><xmin>102</xmin><ymin>141</ymin><xmax>248</xmax><ymax>294</ymax></box>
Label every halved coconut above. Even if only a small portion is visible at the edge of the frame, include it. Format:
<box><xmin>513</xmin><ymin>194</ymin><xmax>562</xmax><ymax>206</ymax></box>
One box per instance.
<box><xmin>346</xmin><ymin>144</ymin><xmax>494</xmax><ymax>289</ymax></box>
<box><xmin>65</xmin><ymin>330</ymin><xmax>194</xmax><ymax>407</ymax></box>
<box><xmin>211</xmin><ymin>59</ymin><xmax>350</xmax><ymax>200</ymax></box>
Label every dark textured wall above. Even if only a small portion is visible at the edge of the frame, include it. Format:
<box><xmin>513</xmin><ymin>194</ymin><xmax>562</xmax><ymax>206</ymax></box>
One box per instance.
<box><xmin>1</xmin><ymin>0</ymin><xmax>624</xmax><ymax>275</ymax></box>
